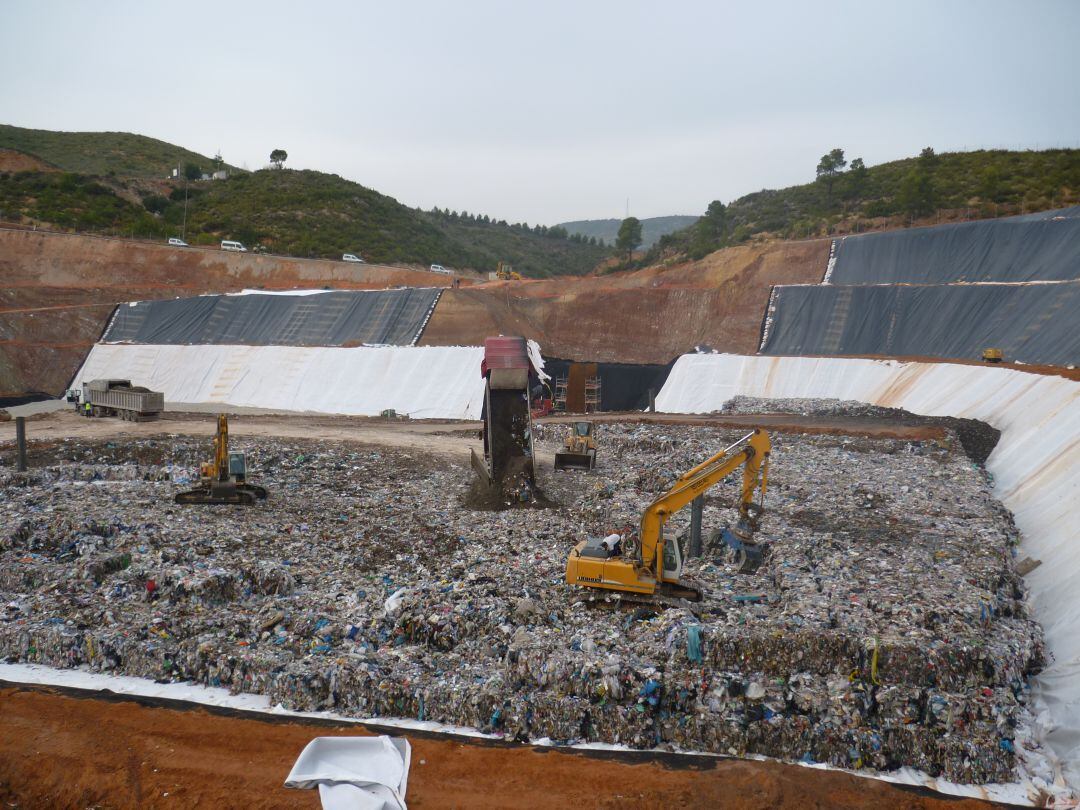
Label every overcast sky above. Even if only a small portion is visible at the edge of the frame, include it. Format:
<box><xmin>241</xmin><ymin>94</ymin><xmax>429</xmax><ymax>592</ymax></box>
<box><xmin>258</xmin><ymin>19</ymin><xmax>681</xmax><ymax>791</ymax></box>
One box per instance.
<box><xmin>3</xmin><ymin>0</ymin><xmax>1079</xmax><ymax>224</ymax></box>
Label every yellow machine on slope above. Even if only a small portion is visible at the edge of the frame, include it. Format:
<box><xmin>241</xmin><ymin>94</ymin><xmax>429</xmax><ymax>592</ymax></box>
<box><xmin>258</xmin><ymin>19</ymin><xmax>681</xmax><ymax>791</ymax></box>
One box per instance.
<box><xmin>565</xmin><ymin>429</ymin><xmax>770</xmax><ymax>600</ymax></box>
<box><xmin>494</xmin><ymin>261</ymin><xmax>522</xmax><ymax>281</ymax></box>
<box><xmin>175</xmin><ymin>414</ymin><xmax>268</xmax><ymax>505</ymax></box>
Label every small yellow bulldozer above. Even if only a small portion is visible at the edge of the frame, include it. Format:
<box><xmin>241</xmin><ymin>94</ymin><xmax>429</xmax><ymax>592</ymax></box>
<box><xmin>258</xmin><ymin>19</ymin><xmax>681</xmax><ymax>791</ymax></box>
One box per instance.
<box><xmin>554</xmin><ymin>421</ymin><xmax>597</xmax><ymax>471</ymax></box>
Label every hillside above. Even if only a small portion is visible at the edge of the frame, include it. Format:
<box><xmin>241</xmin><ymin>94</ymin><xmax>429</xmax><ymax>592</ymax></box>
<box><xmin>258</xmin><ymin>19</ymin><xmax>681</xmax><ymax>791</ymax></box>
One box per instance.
<box><xmin>0</xmin><ymin>124</ymin><xmax>228</xmax><ymax>178</ymax></box>
<box><xmin>558</xmin><ymin>215</ymin><xmax>697</xmax><ymax>248</ymax></box>
<box><xmin>0</xmin><ymin>129</ymin><xmax>608</xmax><ymax>276</ymax></box>
<box><xmin>652</xmin><ymin>148</ymin><xmax>1080</xmax><ymax>261</ymax></box>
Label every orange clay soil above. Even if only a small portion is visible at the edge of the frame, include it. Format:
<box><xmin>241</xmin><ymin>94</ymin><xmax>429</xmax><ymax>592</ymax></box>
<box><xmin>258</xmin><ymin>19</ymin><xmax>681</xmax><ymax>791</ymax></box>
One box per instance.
<box><xmin>420</xmin><ymin>240</ymin><xmax>830</xmax><ymax>363</ymax></box>
<box><xmin>0</xmin><ymin>686</ymin><xmax>1009</xmax><ymax>810</ymax></box>
<box><xmin>0</xmin><ymin>228</ymin><xmax>830</xmax><ymax>396</ymax></box>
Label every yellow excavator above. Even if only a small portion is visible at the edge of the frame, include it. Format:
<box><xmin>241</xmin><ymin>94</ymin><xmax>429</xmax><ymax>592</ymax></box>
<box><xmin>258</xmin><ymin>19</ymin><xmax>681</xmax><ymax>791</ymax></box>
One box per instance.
<box><xmin>565</xmin><ymin>429</ymin><xmax>770</xmax><ymax>601</ymax></box>
<box><xmin>174</xmin><ymin>414</ymin><xmax>268</xmax><ymax>505</ymax></box>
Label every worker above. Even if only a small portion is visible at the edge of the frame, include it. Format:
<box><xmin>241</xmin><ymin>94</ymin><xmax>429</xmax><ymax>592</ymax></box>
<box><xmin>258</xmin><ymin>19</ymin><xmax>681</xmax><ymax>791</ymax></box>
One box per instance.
<box><xmin>83</xmin><ymin>401</ymin><xmax>92</xmax><ymax>418</ymax></box>
<box><xmin>600</xmin><ymin>533</ymin><xmax>622</xmax><ymax>557</ymax></box>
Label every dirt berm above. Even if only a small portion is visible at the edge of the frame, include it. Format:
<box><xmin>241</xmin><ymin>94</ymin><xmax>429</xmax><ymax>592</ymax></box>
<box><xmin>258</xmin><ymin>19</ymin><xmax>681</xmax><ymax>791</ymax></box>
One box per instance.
<box><xmin>0</xmin><ymin>228</ymin><xmax>467</xmax><ymax>398</ymax></box>
<box><xmin>0</xmin><ymin>227</ymin><xmax>828</xmax><ymax>396</ymax></box>
<box><xmin>421</xmin><ymin>239</ymin><xmax>827</xmax><ymax>363</ymax></box>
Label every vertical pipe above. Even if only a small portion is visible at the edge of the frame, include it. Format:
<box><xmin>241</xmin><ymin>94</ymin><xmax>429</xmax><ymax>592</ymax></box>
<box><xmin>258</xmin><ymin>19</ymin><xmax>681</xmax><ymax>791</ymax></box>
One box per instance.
<box><xmin>688</xmin><ymin>495</ymin><xmax>703</xmax><ymax>558</ymax></box>
<box><xmin>648</xmin><ymin>388</ymin><xmax>656</xmax><ymax>413</ymax></box>
<box><xmin>15</xmin><ymin>416</ymin><xmax>27</xmax><ymax>472</ymax></box>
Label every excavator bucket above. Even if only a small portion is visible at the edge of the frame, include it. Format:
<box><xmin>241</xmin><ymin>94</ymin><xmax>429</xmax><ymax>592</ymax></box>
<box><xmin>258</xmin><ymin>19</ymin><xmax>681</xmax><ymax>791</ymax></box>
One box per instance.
<box><xmin>554</xmin><ymin>448</ymin><xmax>596</xmax><ymax>471</ymax></box>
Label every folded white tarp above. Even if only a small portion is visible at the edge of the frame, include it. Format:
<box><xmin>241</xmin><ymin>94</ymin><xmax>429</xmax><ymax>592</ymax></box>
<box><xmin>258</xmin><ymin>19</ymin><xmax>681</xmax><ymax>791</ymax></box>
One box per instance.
<box><xmin>70</xmin><ymin>344</ymin><xmax>486</xmax><ymax>419</ymax></box>
<box><xmin>285</xmin><ymin>736</ymin><xmax>411</xmax><ymax>810</ymax></box>
<box><xmin>657</xmin><ymin>353</ymin><xmax>1080</xmax><ymax>789</ymax></box>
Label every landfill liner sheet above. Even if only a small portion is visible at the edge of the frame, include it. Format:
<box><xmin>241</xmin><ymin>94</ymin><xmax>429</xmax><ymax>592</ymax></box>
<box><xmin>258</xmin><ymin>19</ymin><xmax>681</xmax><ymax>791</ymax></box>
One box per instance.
<box><xmin>760</xmin><ymin>281</ymin><xmax>1080</xmax><ymax>366</ymax></box>
<box><xmin>103</xmin><ymin>289</ymin><xmax>443</xmax><ymax>347</ymax></box>
<box><xmin>829</xmin><ymin>206</ymin><xmax>1080</xmax><ymax>284</ymax></box>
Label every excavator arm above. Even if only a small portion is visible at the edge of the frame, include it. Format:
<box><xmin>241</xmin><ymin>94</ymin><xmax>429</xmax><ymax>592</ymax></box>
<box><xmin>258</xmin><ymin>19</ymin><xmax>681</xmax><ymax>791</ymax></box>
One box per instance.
<box><xmin>213</xmin><ymin>413</ymin><xmax>229</xmax><ymax>481</ymax></box>
<box><xmin>638</xmin><ymin>429</ymin><xmax>770</xmax><ymax>576</ymax></box>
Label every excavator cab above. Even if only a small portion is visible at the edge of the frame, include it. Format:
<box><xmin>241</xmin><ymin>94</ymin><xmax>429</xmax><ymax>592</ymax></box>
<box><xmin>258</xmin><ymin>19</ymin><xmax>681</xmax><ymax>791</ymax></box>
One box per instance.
<box><xmin>228</xmin><ymin>452</ymin><xmax>247</xmax><ymax>480</ymax></box>
<box><xmin>661</xmin><ymin>529</ymin><xmax>684</xmax><ymax>582</ymax></box>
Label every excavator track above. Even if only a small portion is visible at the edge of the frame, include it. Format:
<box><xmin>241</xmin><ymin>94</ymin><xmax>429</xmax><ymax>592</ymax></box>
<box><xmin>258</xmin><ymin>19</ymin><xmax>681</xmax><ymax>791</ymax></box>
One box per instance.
<box><xmin>173</xmin><ymin>484</ymin><xmax>267</xmax><ymax>506</ymax></box>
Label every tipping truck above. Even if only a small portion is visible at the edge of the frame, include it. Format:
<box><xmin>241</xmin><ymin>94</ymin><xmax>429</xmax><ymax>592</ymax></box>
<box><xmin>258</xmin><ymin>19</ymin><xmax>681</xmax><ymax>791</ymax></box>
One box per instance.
<box><xmin>470</xmin><ymin>336</ymin><xmax>536</xmax><ymax>500</ymax></box>
<box><xmin>74</xmin><ymin>379</ymin><xmax>164</xmax><ymax>421</ymax></box>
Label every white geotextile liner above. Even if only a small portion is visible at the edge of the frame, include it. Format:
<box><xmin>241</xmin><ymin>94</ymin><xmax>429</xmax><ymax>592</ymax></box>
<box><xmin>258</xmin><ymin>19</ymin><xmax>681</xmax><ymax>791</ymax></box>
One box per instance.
<box><xmin>71</xmin><ymin>344</ymin><xmax>486</xmax><ymax>420</ymax></box>
<box><xmin>656</xmin><ymin>353</ymin><xmax>1080</xmax><ymax>788</ymax></box>
<box><xmin>285</xmin><ymin>736</ymin><xmax>410</xmax><ymax>810</ymax></box>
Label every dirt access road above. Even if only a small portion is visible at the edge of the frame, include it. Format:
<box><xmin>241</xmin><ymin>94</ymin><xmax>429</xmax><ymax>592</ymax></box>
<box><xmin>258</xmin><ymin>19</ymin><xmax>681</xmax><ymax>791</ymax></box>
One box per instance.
<box><xmin>0</xmin><ymin>685</ymin><xmax>1008</xmax><ymax>810</ymax></box>
<box><xmin>0</xmin><ymin>407</ymin><xmax>945</xmax><ymax>454</ymax></box>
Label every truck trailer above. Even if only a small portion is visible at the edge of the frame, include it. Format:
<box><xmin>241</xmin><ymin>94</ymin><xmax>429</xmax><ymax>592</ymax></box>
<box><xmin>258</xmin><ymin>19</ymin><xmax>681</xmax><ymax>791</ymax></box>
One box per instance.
<box><xmin>74</xmin><ymin>379</ymin><xmax>164</xmax><ymax>421</ymax></box>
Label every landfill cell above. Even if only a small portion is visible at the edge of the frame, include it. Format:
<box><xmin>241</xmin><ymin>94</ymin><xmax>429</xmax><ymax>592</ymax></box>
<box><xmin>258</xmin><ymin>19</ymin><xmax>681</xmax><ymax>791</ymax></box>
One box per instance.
<box><xmin>0</xmin><ymin>421</ymin><xmax>1046</xmax><ymax>785</ymax></box>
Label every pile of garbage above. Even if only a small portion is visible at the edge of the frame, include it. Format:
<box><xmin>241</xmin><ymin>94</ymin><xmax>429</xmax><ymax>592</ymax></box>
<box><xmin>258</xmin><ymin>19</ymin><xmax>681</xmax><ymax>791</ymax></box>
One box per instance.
<box><xmin>0</xmin><ymin>421</ymin><xmax>1048</xmax><ymax>785</ymax></box>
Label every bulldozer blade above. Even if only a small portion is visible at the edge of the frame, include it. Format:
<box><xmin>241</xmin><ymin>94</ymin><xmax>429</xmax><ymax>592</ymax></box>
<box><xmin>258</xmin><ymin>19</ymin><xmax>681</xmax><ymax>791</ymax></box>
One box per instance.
<box><xmin>554</xmin><ymin>451</ymin><xmax>595</xmax><ymax>471</ymax></box>
<box><xmin>470</xmin><ymin>447</ymin><xmax>493</xmax><ymax>486</ymax></box>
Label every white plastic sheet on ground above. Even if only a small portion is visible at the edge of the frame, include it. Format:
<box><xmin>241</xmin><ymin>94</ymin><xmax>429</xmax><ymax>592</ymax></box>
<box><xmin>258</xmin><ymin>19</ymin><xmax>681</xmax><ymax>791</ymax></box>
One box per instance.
<box><xmin>657</xmin><ymin>353</ymin><xmax>1080</xmax><ymax>791</ymax></box>
<box><xmin>70</xmin><ymin>344</ymin><xmax>486</xmax><ymax>420</ymax></box>
<box><xmin>285</xmin><ymin>736</ymin><xmax>411</xmax><ymax>810</ymax></box>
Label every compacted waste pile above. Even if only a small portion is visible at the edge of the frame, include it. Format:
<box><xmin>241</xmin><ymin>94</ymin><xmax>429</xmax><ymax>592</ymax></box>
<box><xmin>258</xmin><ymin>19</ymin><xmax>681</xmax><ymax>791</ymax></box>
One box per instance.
<box><xmin>0</xmin><ymin>412</ymin><xmax>1047</xmax><ymax>784</ymax></box>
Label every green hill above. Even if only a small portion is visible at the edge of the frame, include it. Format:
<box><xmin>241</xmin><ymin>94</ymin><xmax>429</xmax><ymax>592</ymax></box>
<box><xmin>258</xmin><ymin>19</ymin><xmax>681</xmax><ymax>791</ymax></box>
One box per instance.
<box><xmin>167</xmin><ymin>169</ymin><xmax>607</xmax><ymax>275</ymax></box>
<box><xmin>0</xmin><ymin>124</ymin><xmax>229</xmax><ymax>178</ymax></box>
<box><xmin>558</xmin><ymin>215</ymin><xmax>697</xmax><ymax>248</ymax></box>
<box><xmin>0</xmin><ymin>123</ymin><xmax>609</xmax><ymax>276</ymax></box>
<box><xmin>652</xmin><ymin>148</ymin><xmax>1080</xmax><ymax>261</ymax></box>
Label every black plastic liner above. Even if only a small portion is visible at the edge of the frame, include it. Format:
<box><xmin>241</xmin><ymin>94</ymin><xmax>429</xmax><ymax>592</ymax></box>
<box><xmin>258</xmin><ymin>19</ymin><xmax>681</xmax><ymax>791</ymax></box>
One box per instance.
<box><xmin>831</xmin><ymin>206</ymin><xmax>1080</xmax><ymax>284</ymax></box>
<box><xmin>103</xmin><ymin>289</ymin><xmax>442</xmax><ymax>347</ymax></box>
<box><xmin>542</xmin><ymin>358</ymin><xmax>676</xmax><ymax>411</ymax></box>
<box><xmin>760</xmin><ymin>282</ymin><xmax>1080</xmax><ymax>366</ymax></box>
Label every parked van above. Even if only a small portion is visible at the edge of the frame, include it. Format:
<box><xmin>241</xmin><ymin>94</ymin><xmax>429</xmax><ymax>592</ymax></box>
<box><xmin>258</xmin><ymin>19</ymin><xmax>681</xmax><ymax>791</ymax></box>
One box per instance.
<box><xmin>221</xmin><ymin>240</ymin><xmax>247</xmax><ymax>252</ymax></box>
<box><xmin>430</xmin><ymin>264</ymin><xmax>450</xmax><ymax>274</ymax></box>
<box><xmin>342</xmin><ymin>253</ymin><xmax>364</xmax><ymax>263</ymax></box>
<box><xmin>168</xmin><ymin>237</ymin><xmax>188</xmax><ymax>247</ymax></box>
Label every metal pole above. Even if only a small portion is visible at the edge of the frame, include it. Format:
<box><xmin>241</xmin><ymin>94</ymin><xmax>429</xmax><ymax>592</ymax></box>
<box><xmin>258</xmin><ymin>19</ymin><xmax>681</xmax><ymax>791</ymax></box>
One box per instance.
<box><xmin>15</xmin><ymin>416</ymin><xmax>27</xmax><ymax>472</ymax></box>
<box><xmin>688</xmin><ymin>495</ymin><xmax>703</xmax><ymax>558</ymax></box>
<box><xmin>648</xmin><ymin>388</ymin><xmax>655</xmax><ymax>413</ymax></box>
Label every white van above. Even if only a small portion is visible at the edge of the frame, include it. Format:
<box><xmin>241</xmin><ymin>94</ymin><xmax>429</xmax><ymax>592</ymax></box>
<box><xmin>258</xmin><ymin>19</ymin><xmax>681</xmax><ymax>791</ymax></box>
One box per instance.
<box><xmin>342</xmin><ymin>253</ymin><xmax>364</xmax><ymax>263</ymax></box>
<box><xmin>430</xmin><ymin>264</ymin><xmax>450</xmax><ymax>274</ymax></box>
<box><xmin>168</xmin><ymin>237</ymin><xmax>188</xmax><ymax>247</ymax></box>
<box><xmin>221</xmin><ymin>240</ymin><xmax>247</xmax><ymax>252</ymax></box>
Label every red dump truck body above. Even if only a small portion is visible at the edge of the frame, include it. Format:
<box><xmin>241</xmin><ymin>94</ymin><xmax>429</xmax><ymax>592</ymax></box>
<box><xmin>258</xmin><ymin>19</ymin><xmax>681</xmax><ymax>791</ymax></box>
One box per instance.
<box><xmin>481</xmin><ymin>336</ymin><xmax>530</xmax><ymax>390</ymax></box>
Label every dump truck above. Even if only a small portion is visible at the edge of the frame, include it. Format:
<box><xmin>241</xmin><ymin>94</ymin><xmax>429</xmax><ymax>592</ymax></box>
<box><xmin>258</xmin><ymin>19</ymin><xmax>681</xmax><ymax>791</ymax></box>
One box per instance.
<box><xmin>75</xmin><ymin>379</ymin><xmax>164</xmax><ymax>421</ymax></box>
<box><xmin>471</xmin><ymin>336</ymin><xmax>536</xmax><ymax>499</ymax></box>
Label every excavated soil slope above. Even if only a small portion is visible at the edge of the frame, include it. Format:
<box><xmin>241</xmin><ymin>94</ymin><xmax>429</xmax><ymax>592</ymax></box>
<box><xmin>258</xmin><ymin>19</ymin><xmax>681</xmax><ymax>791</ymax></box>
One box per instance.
<box><xmin>421</xmin><ymin>240</ymin><xmax>828</xmax><ymax>363</ymax></box>
<box><xmin>0</xmin><ymin>228</ymin><xmax>828</xmax><ymax>395</ymax></box>
<box><xmin>0</xmin><ymin>228</ymin><xmax>465</xmax><ymax>397</ymax></box>
<box><xmin>0</xmin><ymin>687</ymin><xmax>1001</xmax><ymax>810</ymax></box>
